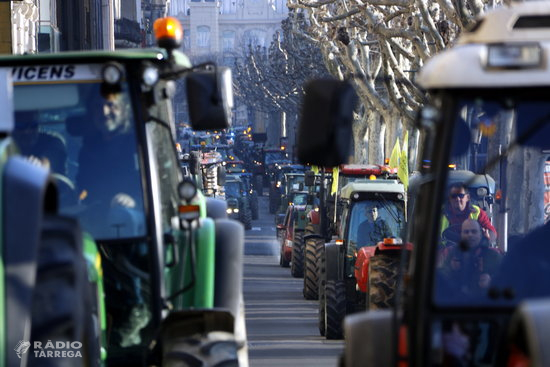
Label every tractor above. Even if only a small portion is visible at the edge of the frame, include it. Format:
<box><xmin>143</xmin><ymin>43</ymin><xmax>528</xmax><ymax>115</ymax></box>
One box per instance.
<box><xmin>319</xmin><ymin>180</ymin><xmax>407</xmax><ymax>339</ymax></box>
<box><xmin>1</xmin><ymin>17</ymin><xmax>247</xmax><ymax>366</ymax></box>
<box><xmin>298</xmin><ymin>2</ymin><xmax>550</xmax><ymax>366</ymax></box>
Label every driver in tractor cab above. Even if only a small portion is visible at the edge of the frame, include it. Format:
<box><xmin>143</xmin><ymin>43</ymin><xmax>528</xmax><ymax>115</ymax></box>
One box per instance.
<box><xmin>357</xmin><ymin>204</ymin><xmax>393</xmax><ymax>248</ymax></box>
<box><xmin>441</xmin><ymin>183</ymin><xmax>497</xmax><ymax>247</ymax></box>
<box><xmin>75</xmin><ymin>85</ymin><xmax>143</xmax><ymax>213</ymax></box>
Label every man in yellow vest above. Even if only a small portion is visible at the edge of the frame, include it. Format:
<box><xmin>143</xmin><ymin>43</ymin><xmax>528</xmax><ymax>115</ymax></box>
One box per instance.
<box><xmin>441</xmin><ymin>183</ymin><xmax>497</xmax><ymax>246</ymax></box>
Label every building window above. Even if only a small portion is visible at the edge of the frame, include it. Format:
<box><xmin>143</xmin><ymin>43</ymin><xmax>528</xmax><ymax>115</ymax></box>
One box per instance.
<box><xmin>169</xmin><ymin>0</ymin><xmax>190</xmax><ymax>16</ymax></box>
<box><xmin>222</xmin><ymin>31</ymin><xmax>235</xmax><ymax>52</ymax></box>
<box><xmin>221</xmin><ymin>0</ymin><xmax>237</xmax><ymax>14</ymax></box>
<box><xmin>197</xmin><ymin>26</ymin><xmax>211</xmax><ymax>48</ymax></box>
<box><xmin>243</xmin><ymin>29</ymin><xmax>267</xmax><ymax>48</ymax></box>
<box><xmin>270</xmin><ymin>0</ymin><xmax>287</xmax><ymax>13</ymax></box>
<box><xmin>183</xmin><ymin>28</ymin><xmax>191</xmax><ymax>50</ymax></box>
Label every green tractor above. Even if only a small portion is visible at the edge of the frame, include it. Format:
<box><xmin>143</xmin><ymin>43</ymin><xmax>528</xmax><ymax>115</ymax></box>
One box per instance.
<box><xmin>1</xmin><ymin>17</ymin><xmax>247</xmax><ymax>366</ymax></box>
<box><xmin>0</xmin><ymin>69</ymin><xmax>106</xmax><ymax>367</ymax></box>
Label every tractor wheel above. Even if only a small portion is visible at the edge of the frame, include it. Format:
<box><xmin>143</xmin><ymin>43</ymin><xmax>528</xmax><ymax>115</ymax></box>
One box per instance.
<box><xmin>29</xmin><ymin>215</ymin><xmax>98</xmax><ymax>364</ymax></box>
<box><xmin>325</xmin><ymin>280</ymin><xmax>346</xmax><ymax>340</ymax></box>
<box><xmin>290</xmin><ymin>232</ymin><xmax>304</xmax><ymax>278</ymax></box>
<box><xmin>303</xmin><ymin>238</ymin><xmax>319</xmax><ymax>300</ymax></box>
<box><xmin>255</xmin><ymin>175</ymin><xmax>263</xmax><ymax>196</ymax></box>
<box><xmin>368</xmin><ymin>254</ymin><xmax>400</xmax><ymax>310</ymax></box>
<box><xmin>269</xmin><ymin>194</ymin><xmax>278</xmax><ymax>214</ymax></box>
<box><xmin>318</xmin><ymin>245</ymin><xmax>326</xmax><ymax>336</ymax></box>
<box><xmin>280</xmin><ymin>246</ymin><xmax>290</xmax><ymax>268</ymax></box>
<box><xmin>251</xmin><ymin>193</ymin><xmax>259</xmax><ymax>220</ymax></box>
<box><xmin>243</xmin><ymin>208</ymin><xmax>252</xmax><ymax>230</ymax></box>
<box><xmin>239</xmin><ymin>201</ymin><xmax>252</xmax><ymax>230</ymax></box>
<box><xmin>163</xmin><ymin>331</ymin><xmax>239</xmax><ymax>367</ymax></box>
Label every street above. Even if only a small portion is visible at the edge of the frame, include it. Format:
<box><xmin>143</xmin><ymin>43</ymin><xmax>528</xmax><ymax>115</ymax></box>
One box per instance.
<box><xmin>243</xmin><ymin>196</ymin><xmax>343</xmax><ymax>367</ymax></box>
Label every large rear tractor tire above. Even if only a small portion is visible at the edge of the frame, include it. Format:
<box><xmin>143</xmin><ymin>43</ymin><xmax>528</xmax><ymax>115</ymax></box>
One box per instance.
<box><xmin>29</xmin><ymin>215</ymin><xmax>98</xmax><ymax>365</ymax></box>
<box><xmin>368</xmin><ymin>254</ymin><xmax>400</xmax><ymax>310</ymax></box>
<box><xmin>325</xmin><ymin>280</ymin><xmax>346</xmax><ymax>340</ymax></box>
<box><xmin>290</xmin><ymin>232</ymin><xmax>304</xmax><ymax>278</ymax></box>
<box><xmin>163</xmin><ymin>331</ymin><xmax>239</xmax><ymax>367</ymax></box>
<box><xmin>303</xmin><ymin>238</ymin><xmax>319</xmax><ymax>300</ymax></box>
<box><xmin>318</xmin><ymin>245</ymin><xmax>326</xmax><ymax>336</ymax></box>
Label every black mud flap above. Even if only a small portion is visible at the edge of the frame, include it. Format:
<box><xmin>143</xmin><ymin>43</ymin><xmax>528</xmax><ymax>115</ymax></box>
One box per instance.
<box><xmin>343</xmin><ymin>310</ymin><xmax>394</xmax><ymax>367</ymax></box>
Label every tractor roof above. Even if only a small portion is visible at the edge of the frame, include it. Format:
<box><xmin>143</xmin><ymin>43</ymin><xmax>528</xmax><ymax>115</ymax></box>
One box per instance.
<box><xmin>339</xmin><ymin>164</ymin><xmax>389</xmax><ymax>176</ymax></box>
<box><xmin>0</xmin><ymin>48</ymin><xmax>192</xmax><ymax>69</ymax></box>
<box><xmin>418</xmin><ymin>1</ymin><xmax>550</xmax><ymax>89</ymax></box>
<box><xmin>340</xmin><ymin>180</ymin><xmax>405</xmax><ymax>199</ymax></box>
<box><xmin>225</xmin><ymin>174</ymin><xmax>242</xmax><ymax>183</ymax></box>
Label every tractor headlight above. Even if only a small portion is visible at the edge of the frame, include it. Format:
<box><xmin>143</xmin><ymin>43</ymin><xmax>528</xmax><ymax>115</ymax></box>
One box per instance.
<box><xmin>178</xmin><ymin>178</ymin><xmax>197</xmax><ymax>201</ymax></box>
<box><xmin>102</xmin><ymin>63</ymin><xmax>123</xmax><ymax>85</ymax></box>
<box><xmin>486</xmin><ymin>43</ymin><xmax>542</xmax><ymax>69</ymax></box>
<box><xmin>477</xmin><ymin>187</ymin><xmax>488</xmax><ymax>197</ymax></box>
<box><xmin>142</xmin><ymin>66</ymin><xmax>159</xmax><ymax>87</ymax></box>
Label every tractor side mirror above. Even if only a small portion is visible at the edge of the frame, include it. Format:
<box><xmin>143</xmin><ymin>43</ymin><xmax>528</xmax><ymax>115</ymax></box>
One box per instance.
<box><xmin>297</xmin><ymin>79</ymin><xmax>358</xmax><ymax>167</ymax></box>
<box><xmin>304</xmin><ymin>170</ymin><xmax>315</xmax><ymax>187</ymax></box>
<box><xmin>186</xmin><ymin>66</ymin><xmax>233</xmax><ymax>131</ymax></box>
<box><xmin>217</xmin><ymin>165</ymin><xmax>226</xmax><ymax>186</ymax></box>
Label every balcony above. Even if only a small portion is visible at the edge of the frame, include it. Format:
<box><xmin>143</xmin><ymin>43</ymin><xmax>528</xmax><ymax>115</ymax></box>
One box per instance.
<box><xmin>114</xmin><ymin>18</ymin><xmax>142</xmax><ymax>48</ymax></box>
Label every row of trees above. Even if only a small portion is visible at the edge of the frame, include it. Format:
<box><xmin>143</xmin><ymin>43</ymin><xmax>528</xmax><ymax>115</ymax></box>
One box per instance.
<box><xmin>233</xmin><ymin>13</ymin><xmax>330</xmax><ymax>153</ymax></box>
<box><xmin>236</xmin><ymin>0</ymin><xmax>505</xmax><ymax>166</ymax></box>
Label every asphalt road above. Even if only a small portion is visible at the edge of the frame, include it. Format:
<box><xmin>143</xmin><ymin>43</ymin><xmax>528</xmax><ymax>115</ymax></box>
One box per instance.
<box><xmin>243</xmin><ymin>196</ymin><xmax>343</xmax><ymax>367</ymax></box>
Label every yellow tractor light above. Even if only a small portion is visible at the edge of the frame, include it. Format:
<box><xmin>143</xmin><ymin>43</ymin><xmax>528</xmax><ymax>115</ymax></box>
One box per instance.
<box><xmin>154</xmin><ymin>17</ymin><xmax>183</xmax><ymax>51</ymax></box>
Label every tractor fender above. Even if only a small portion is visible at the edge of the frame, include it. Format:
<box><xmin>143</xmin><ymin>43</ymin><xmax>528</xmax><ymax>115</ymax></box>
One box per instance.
<box><xmin>3</xmin><ymin>156</ymin><xmax>55</xmax><ymax>367</ymax></box>
<box><xmin>206</xmin><ymin>197</ymin><xmax>228</xmax><ymax>219</ymax></box>
<box><xmin>214</xmin><ymin>219</ymin><xmax>244</xmax><ymax>318</ymax></box>
<box><xmin>355</xmin><ymin>246</ymin><xmax>377</xmax><ymax>293</ymax></box>
<box><xmin>506</xmin><ymin>298</ymin><xmax>550</xmax><ymax>367</ymax></box>
<box><xmin>325</xmin><ymin>241</ymin><xmax>344</xmax><ymax>282</ymax></box>
<box><xmin>343</xmin><ymin>310</ymin><xmax>394</xmax><ymax>367</ymax></box>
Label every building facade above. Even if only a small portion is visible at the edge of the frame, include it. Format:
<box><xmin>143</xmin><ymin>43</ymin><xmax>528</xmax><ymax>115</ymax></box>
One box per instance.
<box><xmin>168</xmin><ymin>0</ymin><xmax>287</xmax><ymax>141</ymax></box>
<box><xmin>0</xmin><ymin>0</ymin><xmax>170</xmax><ymax>54</ymax></box>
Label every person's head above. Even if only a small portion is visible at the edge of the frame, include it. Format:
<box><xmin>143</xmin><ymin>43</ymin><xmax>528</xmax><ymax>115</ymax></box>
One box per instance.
<box><xmin>93</xmin><ymin>85</ymin><xmax>129</xmax><ymax>135</ymax></box>
<box><xmin>365</xmin><ymin>205</ymin><xmax>379</xmax><ymax>222</ymax></box>
<box><xmin>460</xmin><ymin>219</ymin><xmax>482</xmax><ymax>248</ymax></box>
<box><xmin>448</xmin><ymin>183</ymin><xmax>470</xmax><ymax>213</ymax></box>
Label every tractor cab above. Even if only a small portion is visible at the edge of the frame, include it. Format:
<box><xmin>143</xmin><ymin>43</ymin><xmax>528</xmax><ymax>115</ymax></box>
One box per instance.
<box><xmin>343</xmin><ymin>2</ymin><xmax>550</xmax><ymax>367</ymax></box>
<box><xmin>1</xmin><ymin>16</ymin><xmax>246</xmax><ymax>366</ymax></box>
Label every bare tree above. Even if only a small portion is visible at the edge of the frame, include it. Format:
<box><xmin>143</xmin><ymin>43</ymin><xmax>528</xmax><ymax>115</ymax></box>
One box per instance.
<box><xmin>286</xmin><ymin>0</ymin><xmax>503</xmax><ymax>165</ymax></box>
<box><xmin>233</xmin><ymin>12</ymin><xmax>330</xmax><ymax>127</ymax></box>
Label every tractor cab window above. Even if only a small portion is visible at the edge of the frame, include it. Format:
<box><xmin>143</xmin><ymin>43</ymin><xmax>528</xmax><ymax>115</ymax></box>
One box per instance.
<box><xmin>225</xmin><ymin>181</ymin><xmax>240</xmax><ymax>198</ymax></box>
<box><xmin>12</xmin><ymin>76</ymin><xmax>146</xmax><ymax>241</ymax></box>
<box><xmin>434</xmin><ymin>92</ymin><xmax>550</xmax><ymax>308</ymax></box>
<box><xmin>347</xmin><ymin>199</ymin><xmax>405</xmax><ymax>251</ymax></box>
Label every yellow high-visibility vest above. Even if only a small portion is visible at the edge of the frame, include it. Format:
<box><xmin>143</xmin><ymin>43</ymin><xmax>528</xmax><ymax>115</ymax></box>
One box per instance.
<box><xmin>440</xmin><ymin>205</ymin><xmax>481</xmax><ymax>238</ymax></box>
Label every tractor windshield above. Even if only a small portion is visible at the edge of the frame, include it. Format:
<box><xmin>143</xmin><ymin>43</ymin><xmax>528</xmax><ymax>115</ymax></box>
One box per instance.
<box><xmin>433</xmin><ymin>91</ymin><xmax>550</xmax><ymax>307</ymax></box>
<box><xmin>225</xmin><ymin>181</ymin><xmax>241</xmax><ymax>198</ymax></box>
<box><xmin>347</xmin><ymin>199</ymin><xmax>405</xmax><ymax>250</ymax></box>
<box><xmin>11</xmin><ymin>70</ymin><xmax>146</xmax><ymax>241</ymax></box>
